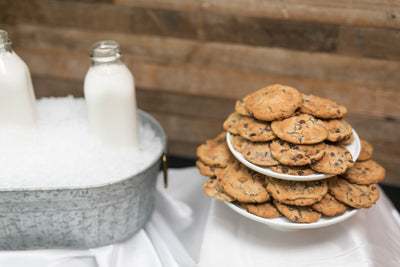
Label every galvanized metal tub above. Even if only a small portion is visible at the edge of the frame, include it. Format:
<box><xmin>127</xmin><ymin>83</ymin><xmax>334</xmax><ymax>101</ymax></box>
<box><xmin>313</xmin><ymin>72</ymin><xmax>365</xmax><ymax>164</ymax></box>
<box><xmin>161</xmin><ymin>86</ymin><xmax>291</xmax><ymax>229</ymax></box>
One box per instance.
<box><xmin>0</xmin><ymin>110</ymin><xmax>167</xmax><ymax>250</ymax></box>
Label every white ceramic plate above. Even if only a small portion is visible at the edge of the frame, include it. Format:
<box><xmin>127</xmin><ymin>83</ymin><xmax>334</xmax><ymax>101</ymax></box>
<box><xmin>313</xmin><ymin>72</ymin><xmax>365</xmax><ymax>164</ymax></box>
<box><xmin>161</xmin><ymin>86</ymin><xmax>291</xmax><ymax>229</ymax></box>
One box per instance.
<box><xmin>226</xmin><ymin>129</ymin><xmax>361</xmax><ymax>181</ymax></box>
<box><xmin>225</xmin><ymin>201</ymin><xmax>358</xmax><ymax>231</ymax></box>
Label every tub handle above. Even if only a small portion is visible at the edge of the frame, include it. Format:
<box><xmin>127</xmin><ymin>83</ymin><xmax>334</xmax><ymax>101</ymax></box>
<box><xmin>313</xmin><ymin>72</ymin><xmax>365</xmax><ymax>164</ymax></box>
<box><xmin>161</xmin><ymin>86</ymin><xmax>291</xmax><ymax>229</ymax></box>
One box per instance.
<box><xmin>162</xmin><ymin>153</ymin><xmax>168</xmax><ymax>188</ymax></box>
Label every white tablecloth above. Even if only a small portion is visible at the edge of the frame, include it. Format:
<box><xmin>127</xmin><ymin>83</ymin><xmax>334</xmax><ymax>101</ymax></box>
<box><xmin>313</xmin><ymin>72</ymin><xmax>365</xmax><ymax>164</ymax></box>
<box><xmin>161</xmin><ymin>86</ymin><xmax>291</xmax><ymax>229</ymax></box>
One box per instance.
<box><xmin>0</xmin><ymin>167</ymin><xmax>399</xmax><ymax>267</ymax></box>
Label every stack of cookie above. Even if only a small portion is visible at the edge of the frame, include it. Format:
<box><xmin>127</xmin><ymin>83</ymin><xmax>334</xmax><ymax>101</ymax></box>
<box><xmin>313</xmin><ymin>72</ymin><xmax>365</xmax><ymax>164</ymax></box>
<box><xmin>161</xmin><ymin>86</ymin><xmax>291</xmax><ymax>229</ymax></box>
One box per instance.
<box><xmin>196</xmin><ymin>84</ymin><xmax>385</xmax><ymax>223</ymax></box>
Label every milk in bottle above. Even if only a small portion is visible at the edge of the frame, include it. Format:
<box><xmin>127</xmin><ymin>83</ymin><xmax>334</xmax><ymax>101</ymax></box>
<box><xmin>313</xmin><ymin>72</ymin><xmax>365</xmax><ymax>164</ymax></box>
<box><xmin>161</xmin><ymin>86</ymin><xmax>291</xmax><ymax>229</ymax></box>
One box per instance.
<box><xmin>0</xmin><ymin>30</ymin><xmax>37</xmax><ymax>128</ymax></box>
<box><xmin>84</xmin><ymin>40</ymin><xmax>139</xmax><ymax>148</ymax></box>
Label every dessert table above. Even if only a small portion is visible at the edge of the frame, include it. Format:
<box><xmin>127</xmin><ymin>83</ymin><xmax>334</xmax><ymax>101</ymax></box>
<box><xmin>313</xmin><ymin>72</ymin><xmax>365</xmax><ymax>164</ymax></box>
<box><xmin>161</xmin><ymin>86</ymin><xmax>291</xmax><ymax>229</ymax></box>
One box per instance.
<box><xmin>0</xmin><ymin>160</ymin><xmax>399</xmax><ymax>267</ymax></box>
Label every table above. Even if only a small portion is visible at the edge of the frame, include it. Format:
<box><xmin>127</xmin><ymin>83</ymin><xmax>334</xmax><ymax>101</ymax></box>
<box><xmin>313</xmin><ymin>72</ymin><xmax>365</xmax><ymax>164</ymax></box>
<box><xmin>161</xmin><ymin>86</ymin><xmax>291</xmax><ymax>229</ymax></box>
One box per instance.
<box><xmin>0</xmin><ymin>160</ymin><xmax>399</xmax><ymax>266</ymax></box>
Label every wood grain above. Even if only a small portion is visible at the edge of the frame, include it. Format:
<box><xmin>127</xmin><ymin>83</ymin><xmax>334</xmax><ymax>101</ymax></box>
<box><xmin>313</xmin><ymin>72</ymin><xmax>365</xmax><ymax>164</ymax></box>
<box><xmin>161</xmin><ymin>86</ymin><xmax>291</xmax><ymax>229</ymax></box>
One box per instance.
<box><xmin>2</xmin><ymin>0</ymin><xmax>400</xmax><ymax>58</ymax></box>
<box><xmin>115</xmin><ymin>0</ymin><xmax>400</xmax><ymax>29</ymax></box>
<box><xmin>7</xmin><ymin>24</ymin><xmax>400</xmax><ymax>87</ymax></box>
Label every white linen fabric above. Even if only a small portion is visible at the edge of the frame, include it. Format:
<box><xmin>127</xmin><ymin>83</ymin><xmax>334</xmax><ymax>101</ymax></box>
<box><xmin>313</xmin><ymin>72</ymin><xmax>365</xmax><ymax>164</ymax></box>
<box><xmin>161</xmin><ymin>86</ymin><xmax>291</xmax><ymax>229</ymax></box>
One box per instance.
<box><xmin>0</xmin><ymin>167</ymin><xmax>399</xmax><ymax>267</ymax></box>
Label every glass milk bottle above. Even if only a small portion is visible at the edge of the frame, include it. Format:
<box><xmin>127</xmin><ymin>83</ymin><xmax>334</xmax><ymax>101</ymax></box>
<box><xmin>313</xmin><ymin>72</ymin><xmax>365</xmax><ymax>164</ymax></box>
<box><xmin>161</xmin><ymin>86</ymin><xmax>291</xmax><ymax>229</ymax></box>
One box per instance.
<box><xmin>84</xmin><ymin>40</ymin><xmax>139</xmax><ymax>148</ymax></box>
<box><xmin>0</xmin><ymin>30</ymin><xmax>37</xmax><ymax>128</ymax></box>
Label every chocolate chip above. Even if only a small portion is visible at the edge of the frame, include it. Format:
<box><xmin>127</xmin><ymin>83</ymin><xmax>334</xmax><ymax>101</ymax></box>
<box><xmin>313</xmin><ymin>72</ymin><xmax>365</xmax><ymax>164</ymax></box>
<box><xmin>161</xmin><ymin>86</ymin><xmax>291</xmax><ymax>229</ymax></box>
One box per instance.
<box><xmin>277</xmin><ymin>190</ymin><xmax>280</xmax><ymax>194</ymax></box>
<box><xmin>335</xmin><ymin>129</ymin><xmax>340</xmax><ymax>133</ymax></box>
<box><xmin>311</xmin><ymin>159</ymin><xmax>317</xmax><ymax>164</ymax></box>
<box><xmin>297</xmin><ymin>171</ymin><xmax>304</xmax><ymax>175</ymax></box>
<box><xmin>299</xmin><ymin>120</ymin><xmax>305</xmax><ymax>124</ymax></box>
<box><xmin>296</xmin><ymin>154</ymin><xmax>303</xmax><ymax>159</ymax></box>
<box><xmin>330</xmin><ymin>152</ymin><xmax>335</xmax><ymax>156</ymax></box>
<box><xmin>244</xmin><ymin>123</ymin><xmax>248</xmax><ymax>128</ymax></box>
<box><xmin>282</xmin><ymin>167</ymin><xmax>289</xmax><ymax>173</ymax></box>
<box><xmin>280</xmin><ymin>149</ymin><xmax>287</xmax><ymax>153</ymax></box>
<box><xmin>250</xmin><ymin>133</ymin><xmax>256</xmax><ymax>136</ymax></box>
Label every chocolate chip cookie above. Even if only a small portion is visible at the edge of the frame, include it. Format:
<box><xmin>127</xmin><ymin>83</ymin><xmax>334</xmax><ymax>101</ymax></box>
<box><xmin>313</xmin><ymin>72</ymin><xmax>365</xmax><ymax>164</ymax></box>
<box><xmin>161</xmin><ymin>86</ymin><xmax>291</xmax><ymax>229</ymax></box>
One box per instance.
<box><xmin>270</xmin><ymin>139</ymin><xmax>326</xmax><ymax>166</ymax></box>
<box><xmin>230</xmin><ymin>134</ymin><xmax>246</xmax><ymax>153</ymax></box>
<box><xmin>223</xmin><ymin>112</ymin><xmax>241</xmax><ymax>135</ymax></box>
<box><xmin>340</xmin><ymin>159</ymin><xmax>385</xmax><ymax>185</ymax></box>
<box><xmin>271</xmin><ymin>114</ymin><xmax>329</xmax><ymax>144</ymax></box>
<box><xmin>310</xmin><ymin>144</ymin><xmax>354</xmax><ymax>175</ymax></box>
<box><xmin>245</xmin><ymin>84</ymin><xmax>303</xmax><ymax>121</ymax></box>
<box><xmin>241</xmin><ymin>202</ymin><xmax>282</xmax><ymax>219</ymax></box>
<box><xmin>235</xmin><ymin>96</ymin><xmax>251</xmax><ymax>116</ymax></box>
<box><xmin>322</xmin><ymin>119</ymin><xmax>353</xmax><ymax>142</ymax></box>
<box><xmin>311</xmin><ymin>192</ymin><xmax>349</xmax><ymax>216</ymax></box>
<box><xmin>196</xmin><ymin>132</ymin><xmax>233</xmax><ymax>168</ymax></box>
<box><xmin>217</xmin><ymin>160</ymin><xmax>270</xmax><ymax>203</ymax></box>
<box><xmin>196</xmin><ymin>160</ymin><xmax>224</xmax><ymax>177</ymax></box>
<box><xmin>337</xmin><ymin>133</ymin><xmax>354</xmax><ymax>146</ymax></box>
<box><xmin>328</xmin><ymin>176</ymin><xmax>379</xmax><ymax>209</ymax></box>
<box><xmin>357</xmin><ymin>139</ymin><xmax>374</xmax><ymax>161</ymax></box>
<box><xmin>241</xmin><ymin>140</ymin><xmax>279</xmax><ymax>166</ymax></box>
<box><xmin>300</xmin><ymin>94</ymin><xmax>347</xmax><ymax>119</ymax></box>
<box><xmin>203</xmin><ymin>178</ymin><xmax>235</xmax><ymax>202</ymax></box>
<box><xmin>266</xmin><ymin>177</ymin><xmax>328</xmax><ymax>206</ymax></box>
<box><xmin>273</xmin><ymin>200</ymin><xmax>322</xmax><ymax>223</ymax></box>
<box><xmin>238</xmin><ymin>116</ymin><xmax>276</xmax><ymax>142</ymax></box>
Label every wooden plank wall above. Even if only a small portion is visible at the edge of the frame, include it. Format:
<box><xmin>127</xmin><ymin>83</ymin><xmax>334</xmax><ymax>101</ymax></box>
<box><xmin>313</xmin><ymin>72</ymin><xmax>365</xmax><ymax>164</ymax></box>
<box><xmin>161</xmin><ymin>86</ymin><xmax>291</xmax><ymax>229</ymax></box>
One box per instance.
<box><xmin>1</xmin><ymin>0</ymin><xmax>400</xmax><ymax>186</ymax></box>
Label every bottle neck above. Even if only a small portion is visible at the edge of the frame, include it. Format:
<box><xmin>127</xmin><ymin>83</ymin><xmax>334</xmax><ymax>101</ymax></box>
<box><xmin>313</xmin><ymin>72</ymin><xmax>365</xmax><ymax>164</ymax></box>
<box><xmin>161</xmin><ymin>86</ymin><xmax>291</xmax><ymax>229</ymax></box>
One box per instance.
<box><xmin>90</xmin><ymin>40</ymin><xmax>122</xmax><ymax>66</ymax></box>
<box><xmin>0</xmin><ymin>30</ymin><xmax>12</xmax><ymax>52</ymax></box>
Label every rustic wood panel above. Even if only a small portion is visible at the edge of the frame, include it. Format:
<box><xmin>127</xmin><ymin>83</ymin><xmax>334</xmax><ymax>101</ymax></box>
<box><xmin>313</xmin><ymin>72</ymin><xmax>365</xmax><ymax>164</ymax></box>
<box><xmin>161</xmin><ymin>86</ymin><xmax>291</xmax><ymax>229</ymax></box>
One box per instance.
<box><xmin>136</xmin><ymin>89</ymin><xmax>235</xmax><ymax>120</ymax></box>
<box><xmin>32</xmin><ymin>76</ymin><xmax>84</xmax><ymax>98</ymax></box>
<box><xmin>7</xmin><ymin>24</ymin><xmax>400</xmax><ymax>89</ymax></box>
<box><xmin>150</xmin><ymin>112</ymin><xmax>224</xmax><ymax>144</ymax></box>
<box><xmin>2</xmin><ymin>0</ymin><xmax>400</xmax><ymax>59</ymax></box>
<box><xmin>115</xmin><ymin>0</ymin><xmax>400</xmax><ymax>29</ymax></box>
<box><xmin>337</xmin><ymin>25</ymin><xmax>400</xmax><ymax>60</ymax></box>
